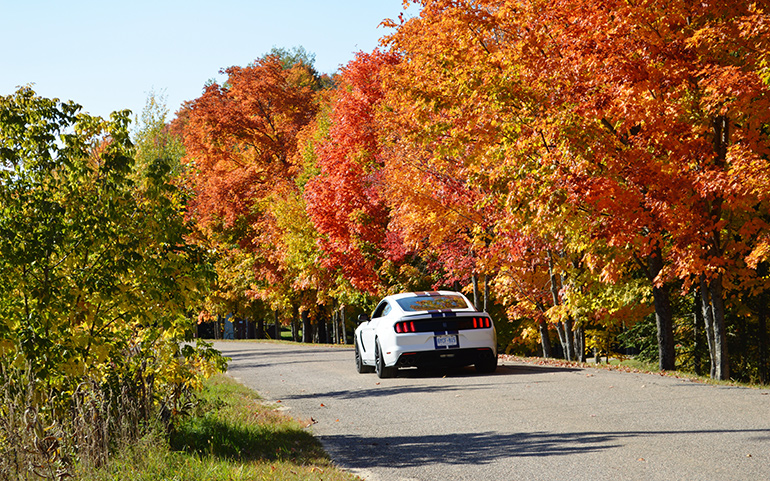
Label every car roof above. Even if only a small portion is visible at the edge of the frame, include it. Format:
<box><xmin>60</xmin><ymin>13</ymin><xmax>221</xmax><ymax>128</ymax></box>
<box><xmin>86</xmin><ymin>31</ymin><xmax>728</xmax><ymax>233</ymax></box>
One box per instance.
<box><xmin>384</xmin><ymin>290</ymin><xmax>459</xmax><ymax>299</ymax></box>
<box><xmin>383</xmin><ymin>291</ymin><xmax>477</xmax><ymax>313</ymax></box>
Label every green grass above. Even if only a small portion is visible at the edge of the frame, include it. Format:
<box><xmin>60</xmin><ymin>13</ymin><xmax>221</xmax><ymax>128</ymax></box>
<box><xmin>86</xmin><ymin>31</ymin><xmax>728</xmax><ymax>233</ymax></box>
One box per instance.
<box><xmin>80</xmin><ymin>375</ymin><xmax>360</xmax><ymax>481</ymax></box>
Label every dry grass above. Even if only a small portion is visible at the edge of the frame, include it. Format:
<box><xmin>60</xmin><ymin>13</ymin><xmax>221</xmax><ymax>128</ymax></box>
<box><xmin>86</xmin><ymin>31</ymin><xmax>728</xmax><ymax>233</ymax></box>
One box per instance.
<box><xmin>81</xmin><ymin>374</ymin><xmax>360</xmax><ymax>481</ymax></box>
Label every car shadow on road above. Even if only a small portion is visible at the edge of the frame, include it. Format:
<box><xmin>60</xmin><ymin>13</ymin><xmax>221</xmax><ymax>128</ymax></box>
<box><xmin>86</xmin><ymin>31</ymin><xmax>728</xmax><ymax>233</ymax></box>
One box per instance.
<box><xmin>284</xmin><ymin>382</ymin><xmax>495</xmax><ymax>400</ymax></box>
<box><xmin>280</xmin><ymin>363</ymin><xmax>583</xmax><ymax>402</ymax></box>
<box><xmin>321</xmin><ymin>430</ymin><xmax>620</xmax><ymax>468</ymax></box>
<box><xmin>320</xmin><ymin>428</ymin><xmax>770</xmax><ymax>469</ymax></box>
<box><xmin>393</xmin><ymin>362</ymin><xmax>583</xmax><ymax>378</ymax></box>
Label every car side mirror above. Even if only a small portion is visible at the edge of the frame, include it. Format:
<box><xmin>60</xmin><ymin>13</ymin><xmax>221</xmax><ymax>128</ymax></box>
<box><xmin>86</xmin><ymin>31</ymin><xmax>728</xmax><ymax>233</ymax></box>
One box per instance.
<box><xmin>358</xmin><ymin>314</ymin><xmax>370</xmax><ymax>323</ymax></box>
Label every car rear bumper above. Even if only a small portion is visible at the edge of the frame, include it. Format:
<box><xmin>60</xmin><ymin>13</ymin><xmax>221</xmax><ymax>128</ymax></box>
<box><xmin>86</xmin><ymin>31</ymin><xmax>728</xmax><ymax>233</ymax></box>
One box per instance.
<box><xmin>395</xmin><ymin>347</ymin><xmax>497</xmax><ymax>368</ymax></box>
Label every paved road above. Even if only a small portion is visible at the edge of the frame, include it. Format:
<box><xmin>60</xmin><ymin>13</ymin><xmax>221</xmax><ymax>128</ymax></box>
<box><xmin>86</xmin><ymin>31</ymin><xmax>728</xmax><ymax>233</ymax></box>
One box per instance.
<box><xmin>214</xmin><ymin>341</ymin><xmax>770</xmax><ymax>481</ymax></box>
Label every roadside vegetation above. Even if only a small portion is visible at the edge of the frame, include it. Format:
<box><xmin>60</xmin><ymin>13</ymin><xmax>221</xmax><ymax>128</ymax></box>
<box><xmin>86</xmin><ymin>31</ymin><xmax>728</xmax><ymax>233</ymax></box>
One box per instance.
<box><xmin>80</xmin><ymin>374</ymin><xmax>359</xmax><ymax>481</ymax></box>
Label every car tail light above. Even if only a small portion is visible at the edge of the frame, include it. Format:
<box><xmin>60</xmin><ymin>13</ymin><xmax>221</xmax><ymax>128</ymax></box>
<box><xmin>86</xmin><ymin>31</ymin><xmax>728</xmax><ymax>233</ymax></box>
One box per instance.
<box><xmin>472</xmin><ymin>317</ymin><xmax>491</xmax><ymax>329</ymax></box>
<box><xmin>395</xmin><ymin>317</ymin><xmax>491</xmax><ymax>333</ymax></box>
<box><xmin>395</xmin><ymin>321</ymin><xmax>416</xmax><ymax>333</ymax></box>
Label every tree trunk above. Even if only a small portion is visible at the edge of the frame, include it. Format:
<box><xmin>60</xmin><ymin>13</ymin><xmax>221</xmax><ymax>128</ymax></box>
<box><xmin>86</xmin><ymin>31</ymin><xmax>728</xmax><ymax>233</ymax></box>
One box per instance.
<box><xmin>574</xmin><ymin>325</ymin><xmax>586</xmax><ymax>362</ymax></box>
<box><xmin>701</xmin><ymin>273</ymin><xmax>729</xmax><ymax>380</ymax></box>
<box><xmin>548</xmin><ymin>252</ymin><xmax>574</xmax><ymax>361</ymax></box>
<box><xmin>549</xmin><ymin>282</ymin><xmax>569</xmax><ymax>360</ymax></box>
<box><xmin>759</xmin><ymin>291</ymin><xmax>768</xmax><ymax>384</ymax></box>
<box><xmin>483</xmin><ymin>274</ymin><xmax>489</xmax><ymax>312</ymax></box>
<box><xmin>711</xmin><ymin>276</ymin><xmax>729</xmax><ymax>380</ymax></box>
<box><xmin>336</xmin><ymin>309</ymin><xmax>341</xmax><ymax>344</ymax></box>
<box><xmin>331</xmin><ymin>307</ymin><xmax>338</xmax><ymax>344</ymax></box>
<box><xmin>341</xmin><ymin>306</ymin><xmax>348</xmax><ymax>344</ymax></box>
<box><xmin>698</xmin><ymin>115</ymin><xmax>729</xmax><ymax>380</ymax></box>
<box><xmin>564</xmin><ymin>316</ymin><xmax>575</xmax><ymax>361</ymax></box>
<box><xmin>318</xmin><ymin>316</ymin><xmax>328</xmax><ymax>344</ymax></box>
<box><xmin>257</xmin><ymin>317</ymin><xmax>265</xmax><ymax>339</ymax></box>
<box><xmin>647</xmin><ymin>247</ymin><xmax>676</xmax><ymax>371</ymax></box>
<box><xmin>693</xmin><ymin>289</ymin><xmax>703</xmax><ymax>376</ymax></box>
<box><xmin>555</xmin><ymin>321</ymin><xmax>572</xmax><ymax>361</ymax></box>
<box><xmin>301</xmin><ymin>310</ymin><xmax>311</xmax><ymax>343</ymax></box>
<box><xmin>273</xmin><ymin>311</ymin><xmax>280</xmax><ymax>341</ymax></box>
<box><xmin>699</xmin><ymin>277</ymin><xmax>717</xmax><ymax>377</ymax></box>
<box><xmin>291</xmin><ymin>305</ymin><xmax>299</xmax><ymax>341</ymax></box>
<box><xmin>472</xmin><ymin>274</ymin><xmax>480</xmax><ymax>311</ymax></box>
<box><xmin>539</xmin><ymin>319</ymin><xmax>553</xmax><ymax>358</ymax></box>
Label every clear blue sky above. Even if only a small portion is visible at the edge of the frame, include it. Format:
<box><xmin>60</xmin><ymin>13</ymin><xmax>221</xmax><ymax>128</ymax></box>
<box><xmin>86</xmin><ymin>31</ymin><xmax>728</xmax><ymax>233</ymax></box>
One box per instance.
<box><xmin>1</xmin><ymin>1</ymin><xmax>418</xmax><ymax>120</ymax></box>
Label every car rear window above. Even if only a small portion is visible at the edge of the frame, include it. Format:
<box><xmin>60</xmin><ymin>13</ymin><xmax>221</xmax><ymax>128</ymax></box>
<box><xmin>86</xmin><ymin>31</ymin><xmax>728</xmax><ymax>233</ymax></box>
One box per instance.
<box><xmin>396</xmin><ymin>295</ymin><xmax>470</xmax><ymax>312</ymax></box>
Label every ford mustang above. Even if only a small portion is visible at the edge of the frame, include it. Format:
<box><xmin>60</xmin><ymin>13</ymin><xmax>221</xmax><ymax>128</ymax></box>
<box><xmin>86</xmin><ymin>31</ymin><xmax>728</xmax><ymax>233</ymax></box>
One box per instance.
<box><xmin>354</xmin><ymin>291</ymin><xmax>498</xmax><ymax>378</ymax></box>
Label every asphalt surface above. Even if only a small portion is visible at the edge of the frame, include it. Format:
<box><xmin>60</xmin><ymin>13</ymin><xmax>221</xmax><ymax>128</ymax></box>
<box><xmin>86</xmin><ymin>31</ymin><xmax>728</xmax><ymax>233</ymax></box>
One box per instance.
<box><xmin>214</xmin><ymin>341</ymin><xmax>770</xmax><ymax>481</ymax></box>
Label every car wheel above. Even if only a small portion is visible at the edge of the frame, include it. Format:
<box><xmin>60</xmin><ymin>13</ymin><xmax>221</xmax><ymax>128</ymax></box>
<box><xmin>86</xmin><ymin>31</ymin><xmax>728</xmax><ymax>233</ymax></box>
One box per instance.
<box><xmin>475</xmin><ymin>354</ymin><xmax>498</xmax><ymax>374</ymax></box>
<box><xmin>375</xmin><ymin>341</ymin><xmax>396</xmax><ymax>378</ymax></box>
<box><xmin>355</xmin><ymin>339</ymin><xmax>374</xmax><ymax>373</ymax></box>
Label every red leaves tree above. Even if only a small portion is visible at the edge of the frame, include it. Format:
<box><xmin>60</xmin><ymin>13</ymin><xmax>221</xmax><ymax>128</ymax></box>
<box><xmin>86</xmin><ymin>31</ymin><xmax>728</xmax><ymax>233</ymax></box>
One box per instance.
<box><xmin>304</xmin><ymin>50</ymin><xmax>400</xmax><ymax>294</ymax></box>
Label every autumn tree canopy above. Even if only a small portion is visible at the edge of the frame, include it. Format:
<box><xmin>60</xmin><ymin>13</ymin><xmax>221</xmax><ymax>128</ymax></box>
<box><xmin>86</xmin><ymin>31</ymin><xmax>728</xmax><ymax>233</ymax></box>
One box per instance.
<box><xmin>173</xmin><ymin>2</ymin><xmax>770</xmax><ymax>382</ymax></box>
<box><xmin>366</xmin><ymin>0</ymin><xmax>770</xmax><ymax>379</ymax></box>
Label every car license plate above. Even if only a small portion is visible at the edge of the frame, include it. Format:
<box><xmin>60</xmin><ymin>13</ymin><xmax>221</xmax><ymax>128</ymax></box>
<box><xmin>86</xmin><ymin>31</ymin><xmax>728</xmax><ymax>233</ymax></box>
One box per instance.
<box><xmin>435</xmin><ymin>334</ymin><xmax>458</xmax><ymax>348</ymax></box>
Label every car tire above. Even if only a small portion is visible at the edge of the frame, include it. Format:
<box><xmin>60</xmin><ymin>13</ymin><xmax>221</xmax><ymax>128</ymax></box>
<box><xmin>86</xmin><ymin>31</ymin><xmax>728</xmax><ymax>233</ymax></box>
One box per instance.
<box><xmin>355</xmin><ymin>339</ymin><xmax>374</xmax><ymax>373</ymax></box>
<box><xmin>475</xmin><ymin>354</ymin><xmax>498</xmax><ymax>374</ymax></box>
<box><xmin>375</xmin><ymin>340</ymin><xmax>396</xmax><ymax>378</ymax></box>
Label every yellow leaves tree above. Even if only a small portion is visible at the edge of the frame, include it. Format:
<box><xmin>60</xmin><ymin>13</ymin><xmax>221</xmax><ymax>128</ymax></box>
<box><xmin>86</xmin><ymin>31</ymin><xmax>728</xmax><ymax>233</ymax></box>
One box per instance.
<box><xmin>0</xmin><ymin>88</ymin><xmax>223</xmax><ymax>473</ymax></box>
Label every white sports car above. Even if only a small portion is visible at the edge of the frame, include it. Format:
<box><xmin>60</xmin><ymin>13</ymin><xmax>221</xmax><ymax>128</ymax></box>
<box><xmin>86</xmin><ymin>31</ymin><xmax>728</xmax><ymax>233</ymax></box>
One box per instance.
<box><xmin>354</xmin><ymin>291</ymin><xmax>498</xmax><ymax>378</ymax></box>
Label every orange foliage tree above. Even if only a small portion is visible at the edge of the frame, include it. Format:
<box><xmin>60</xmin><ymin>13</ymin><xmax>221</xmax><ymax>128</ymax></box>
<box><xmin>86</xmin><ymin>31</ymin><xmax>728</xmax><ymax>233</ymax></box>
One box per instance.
<box><xmin>379</xmin><ymin>0</ymin><xmax>770</xmax><ymax>377</ymax></box>
<box><xmin>503</xmin><ymin>0</ymin><xmax>770</xmax><ymax>377</ymax></box>
<box><xmin>177</xmin><ymin>53</ymin><xmax>321</xmax><ymax>335</ymax></box>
